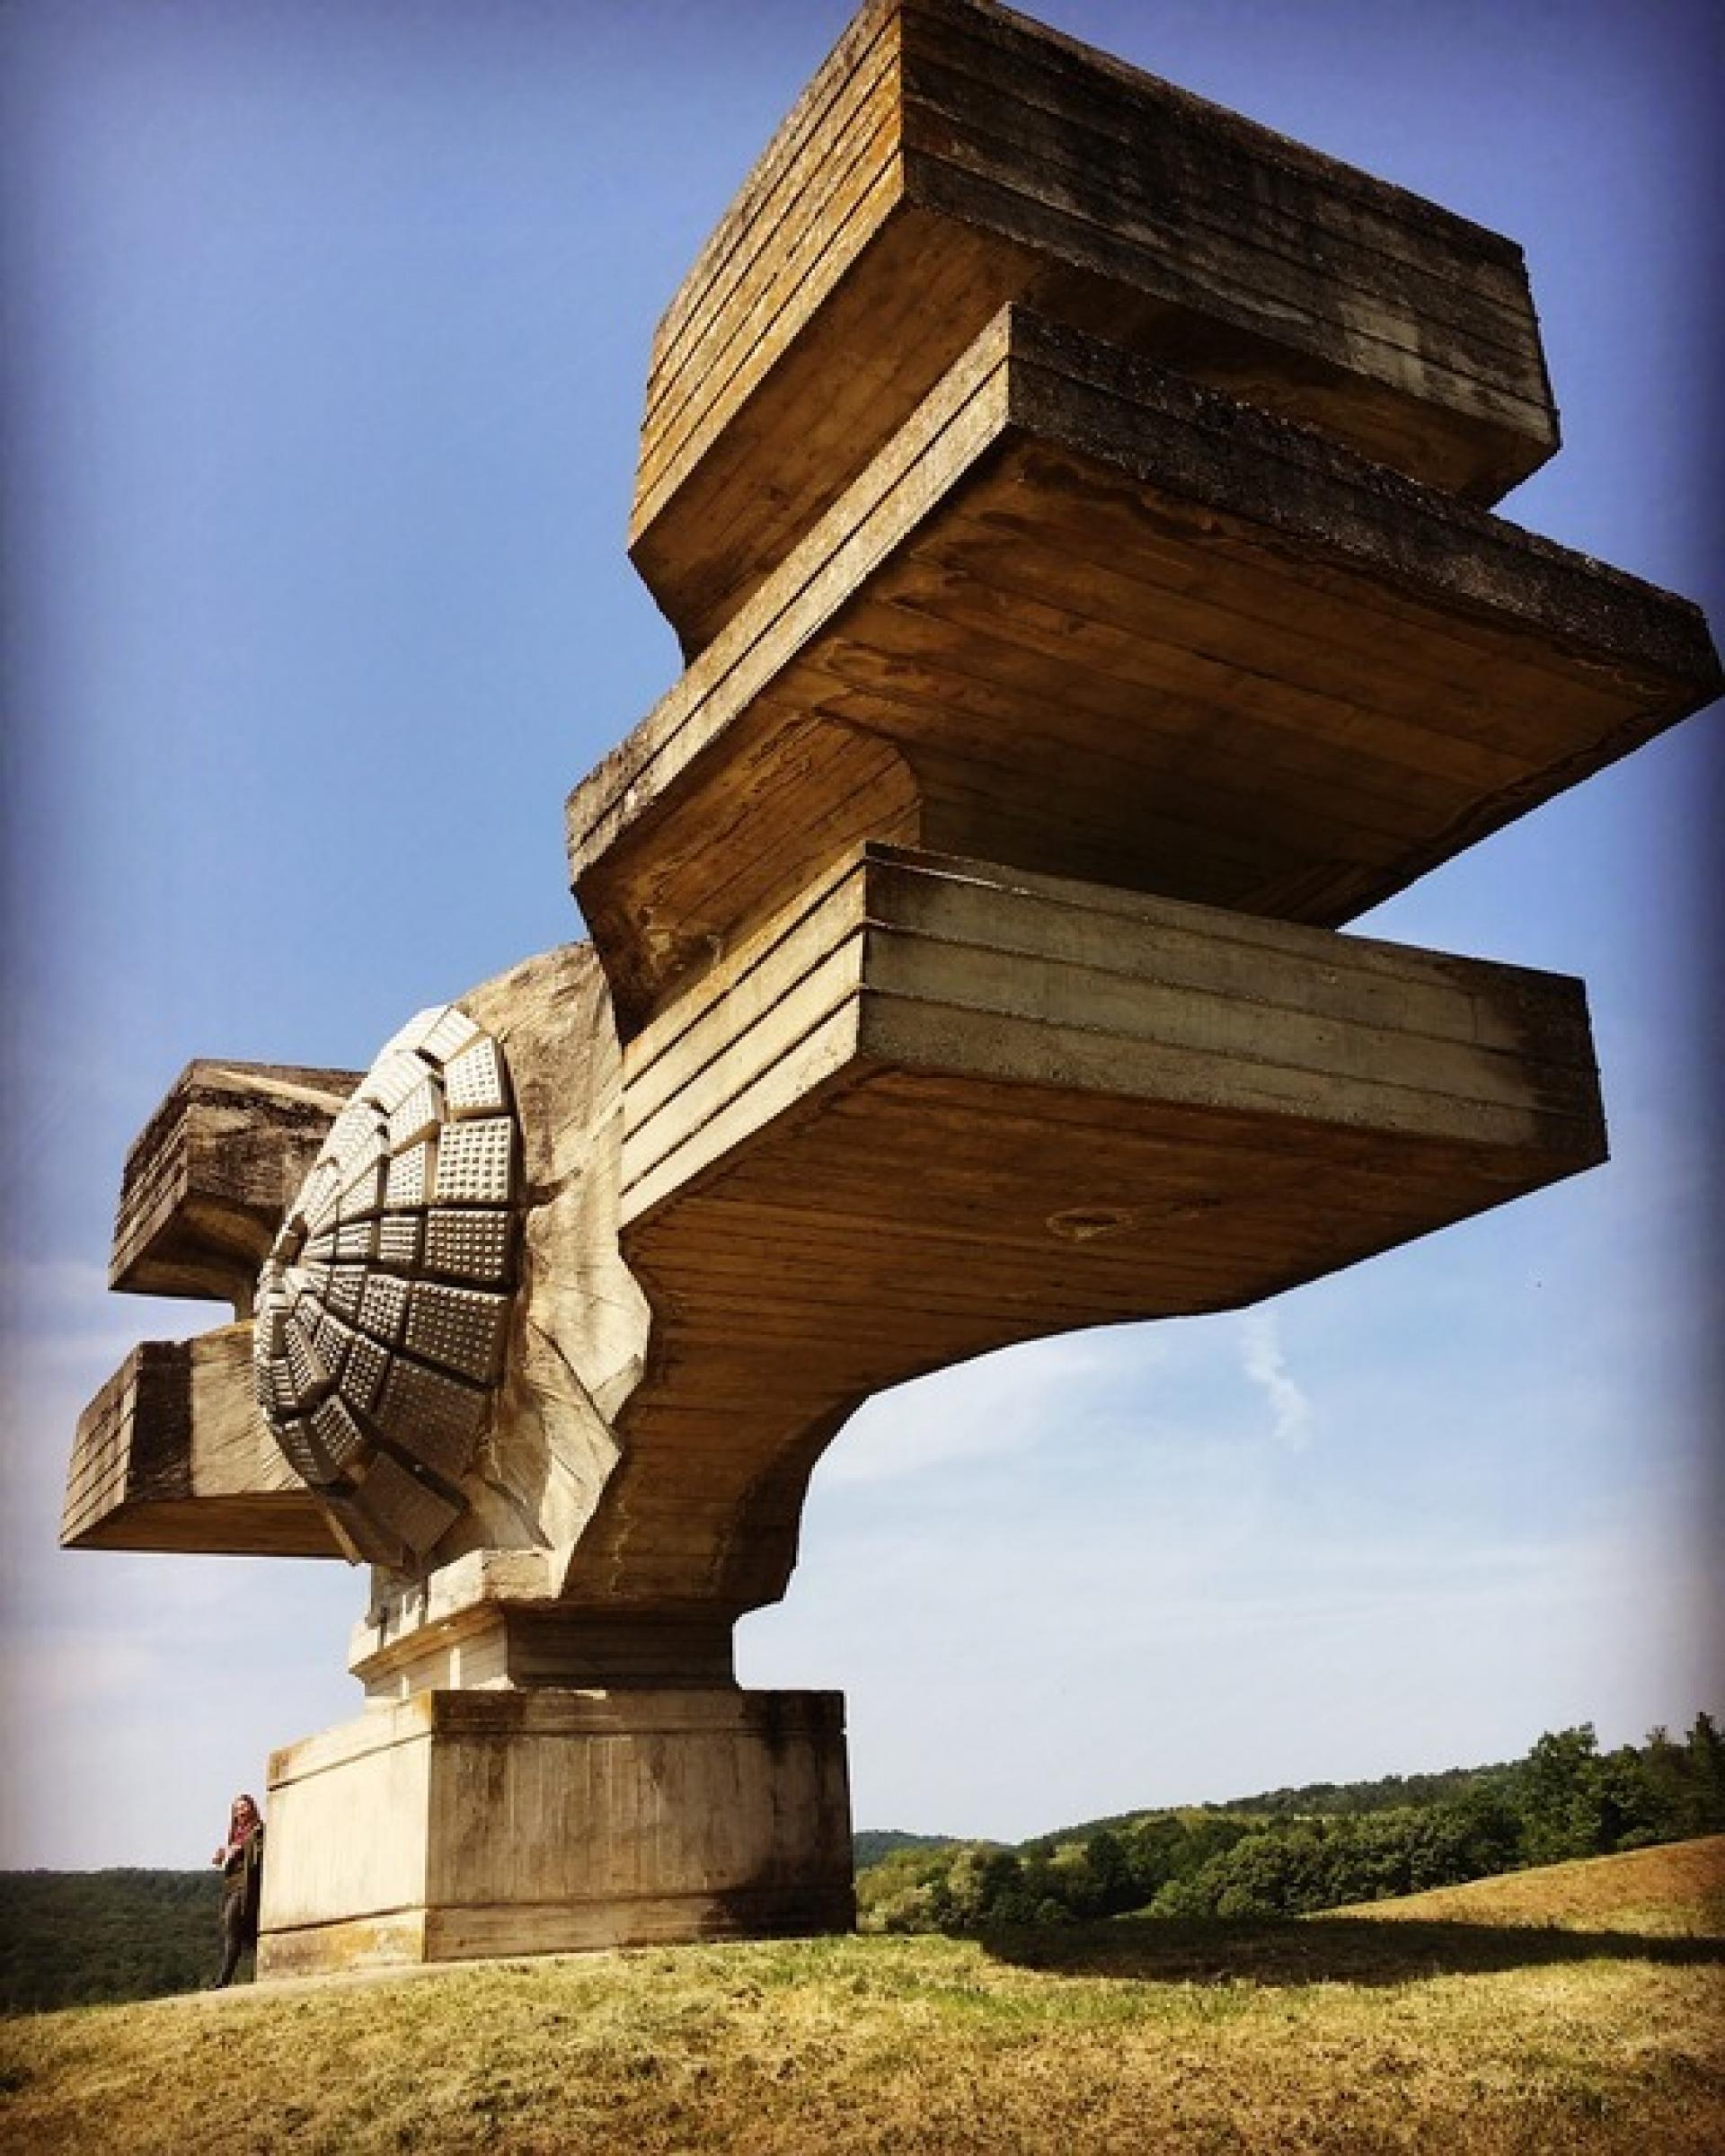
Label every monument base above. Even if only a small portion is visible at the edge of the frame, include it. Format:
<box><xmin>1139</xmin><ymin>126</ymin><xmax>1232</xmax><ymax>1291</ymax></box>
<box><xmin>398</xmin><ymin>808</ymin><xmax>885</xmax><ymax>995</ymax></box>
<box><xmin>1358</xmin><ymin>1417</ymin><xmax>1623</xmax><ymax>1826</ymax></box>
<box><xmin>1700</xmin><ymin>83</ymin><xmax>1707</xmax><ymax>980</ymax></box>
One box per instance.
<box><xmin>256</xmin><ymin>1686</ymin><xmax>853</xmax><ymax>1977</ymax></box>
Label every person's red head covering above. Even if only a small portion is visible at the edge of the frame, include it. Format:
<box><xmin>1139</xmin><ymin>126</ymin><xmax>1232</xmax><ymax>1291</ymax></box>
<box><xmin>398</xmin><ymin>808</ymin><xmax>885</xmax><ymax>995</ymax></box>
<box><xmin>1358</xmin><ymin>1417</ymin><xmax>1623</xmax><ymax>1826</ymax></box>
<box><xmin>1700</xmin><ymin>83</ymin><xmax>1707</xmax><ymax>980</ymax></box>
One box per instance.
<box><xmin>228</xmin><ymin>1794</ymin><xmax>261</xmax><ymax>1846</ymax></box>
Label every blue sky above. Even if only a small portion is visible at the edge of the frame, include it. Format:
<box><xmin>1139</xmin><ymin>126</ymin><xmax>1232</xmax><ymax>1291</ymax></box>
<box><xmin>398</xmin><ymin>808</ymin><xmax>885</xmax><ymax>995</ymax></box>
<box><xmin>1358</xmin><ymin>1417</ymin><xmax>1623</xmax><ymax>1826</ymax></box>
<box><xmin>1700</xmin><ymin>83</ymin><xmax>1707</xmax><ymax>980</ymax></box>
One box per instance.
<box><xmin>2</xmin><ymin>0</ymin><xmax>1719</xmax><ymax>1866</ymax></box>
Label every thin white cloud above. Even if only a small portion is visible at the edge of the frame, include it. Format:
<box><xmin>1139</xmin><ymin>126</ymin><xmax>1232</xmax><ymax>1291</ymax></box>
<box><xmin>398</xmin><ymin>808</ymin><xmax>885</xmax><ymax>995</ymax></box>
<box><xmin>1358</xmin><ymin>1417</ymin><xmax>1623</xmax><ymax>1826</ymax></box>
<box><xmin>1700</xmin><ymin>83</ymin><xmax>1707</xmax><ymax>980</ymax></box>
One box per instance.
<box><xmin>822</xmin><ymin>1328</ymin><xmax>1169</xmax><ymax>1486</ymax></box>
<box><xmin>1240</xmin><ymin>1309</ymin><xmax>1314</xmax><ymax>1452</ymax></box>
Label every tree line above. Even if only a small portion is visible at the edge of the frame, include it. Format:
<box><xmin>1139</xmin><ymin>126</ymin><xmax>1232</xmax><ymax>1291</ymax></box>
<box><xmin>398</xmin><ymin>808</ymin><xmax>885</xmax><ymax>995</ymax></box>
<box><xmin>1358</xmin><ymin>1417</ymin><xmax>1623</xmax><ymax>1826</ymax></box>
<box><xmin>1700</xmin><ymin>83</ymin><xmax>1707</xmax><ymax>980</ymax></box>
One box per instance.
<box><xmin>856</xmin><ymin>1713</ymin><xmax>1725</xmax><ymax>1933</ymax></box>
<box><xmin>0</xmin><ymin>1869</ymin><xmax>223</xmax><ymax>2015</ymax></box>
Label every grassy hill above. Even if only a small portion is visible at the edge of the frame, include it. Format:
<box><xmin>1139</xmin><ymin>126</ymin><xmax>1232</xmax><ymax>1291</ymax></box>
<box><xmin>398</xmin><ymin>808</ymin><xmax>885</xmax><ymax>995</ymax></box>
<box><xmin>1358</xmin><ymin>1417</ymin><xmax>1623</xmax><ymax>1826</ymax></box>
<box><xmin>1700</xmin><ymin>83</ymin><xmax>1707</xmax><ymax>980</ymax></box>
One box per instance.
<box><xmin>3</xmin><ymin>1838</ymin><xmax>1719</xmax><ymax>2154</ymax></box>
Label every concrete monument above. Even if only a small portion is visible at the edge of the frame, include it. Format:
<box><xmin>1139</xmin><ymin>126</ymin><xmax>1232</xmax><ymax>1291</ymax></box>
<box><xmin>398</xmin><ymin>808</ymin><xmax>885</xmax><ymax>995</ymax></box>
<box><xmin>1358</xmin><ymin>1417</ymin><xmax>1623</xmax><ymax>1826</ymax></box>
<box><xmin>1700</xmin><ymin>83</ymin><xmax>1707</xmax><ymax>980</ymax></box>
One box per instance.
<box><xmin>63</xmin><ymin>0</ymin><xmax>1721</xmax><ymax>1975</ymax></box>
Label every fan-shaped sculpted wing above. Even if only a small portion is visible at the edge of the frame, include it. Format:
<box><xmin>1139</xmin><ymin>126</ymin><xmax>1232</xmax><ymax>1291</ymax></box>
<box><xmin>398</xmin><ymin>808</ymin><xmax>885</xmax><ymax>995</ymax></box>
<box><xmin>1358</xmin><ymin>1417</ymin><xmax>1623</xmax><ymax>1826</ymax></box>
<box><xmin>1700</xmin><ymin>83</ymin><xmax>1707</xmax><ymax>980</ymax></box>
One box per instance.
<box><xmin>254</xmin><ymin>1005</ymin><xmax>519</xmax><ymax>1568</ymax></box>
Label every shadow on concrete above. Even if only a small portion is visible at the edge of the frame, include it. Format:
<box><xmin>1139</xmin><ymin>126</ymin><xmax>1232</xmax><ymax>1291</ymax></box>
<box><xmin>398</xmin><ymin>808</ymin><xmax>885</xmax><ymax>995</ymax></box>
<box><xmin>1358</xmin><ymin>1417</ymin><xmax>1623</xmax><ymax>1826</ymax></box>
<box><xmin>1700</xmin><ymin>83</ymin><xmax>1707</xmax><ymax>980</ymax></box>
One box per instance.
<box><xmin>980</xmin><ymin>1914</ymin><xmax>1725</xmax><ymax>1988</ymax></box>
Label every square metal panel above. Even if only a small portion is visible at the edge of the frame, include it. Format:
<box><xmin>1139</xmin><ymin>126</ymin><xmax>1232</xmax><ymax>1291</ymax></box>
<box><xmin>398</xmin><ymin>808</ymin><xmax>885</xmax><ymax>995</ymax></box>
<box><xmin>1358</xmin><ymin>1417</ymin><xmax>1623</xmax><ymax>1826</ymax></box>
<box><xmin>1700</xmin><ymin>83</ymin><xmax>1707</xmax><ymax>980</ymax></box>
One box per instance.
<box><xmin>284</xmin><ymin>1313</ymin><xmax>332</xmax><ymax>1401</ymax></box>
<box><xmin>382</xmin><ymin>1004</ymin><xmax>473</xmax><ymax>1065</ymax></box>
<box><xmin>385</xmin><ymin>1139</ymin><xmax>436</xmax><ymax>1211</ymax></box>
<box><xmin>402</xmin><ymin>1280</ymin><xmax>509</xmax><ymax>1383</ymax></box>
<box><xmin>341</xmin><ymin>1330</ymin><xmax>390</xmax><ymax>1417</ymax></box>
<box><xmin>337</xmin><ymin>1159</ymin><xmax>387</xmax><ymax>1222</ymax></box>
<box><xmin>339</xmin><ymin>1132</ymin><xmax>387</xmax><ymax>1192</ymax></box>
<box><xmin>353</xmin><ymin>1451</ymin><xmax>461</xmax><ymax>1556</ymax></box>
<box><xmin>387</xmin><ymin>1075</ymin><xmax>443</xmax><ymax>1153</ymax></box>
<box><xmin>328</xmin><ymin>1103</ymin><xmax>385</xmax><ymax>1170</ymax></box>
<box><xmin>300</xmin><ymin>1164</ymin><xmax>342</xmax><ymax>1234</ymax></box>
<box><xmin>373</xmin><ymin>1356</ymin><xmax>488</xmax><ymax>1479</ymax></box>
<box><xmin>326</xmin><ymin>1266</ymin><xmax>367</xmax><ymax>1324</ymax></box>
<box><xmin>310</xmin><ymin>1394</ymin><xmax>368</xmax><ymax>1477</ymax></box>
<box><xmin>433</xmin><ymin>1118</ymin><xmax>514</xmax><ymax>1206</ymax></box>
<box><xmin>272</xmin><ymin>1415</ymin><xmax>326</xmax><ymax>1489</ymax></box>
<box><xmin>422</xmin><ymin>1207</ymin><xmax>511</xmax><ymax>1284</ymax></box>
<box><xmin>358</xmin><ymin>1271</ymin><xmax>411</xmax><ymax>1346</ymax></box>
<box><xmin>442</xmin><ymin>1037</ymin><xmax>507</xmax><ymax>1118</ymax></box>
<box><xmin>319</xmin><ymin>1312</ymin><xmax>355</xmax><ymax>1375</ymax></box>
<box><xmin>361</xmin><ymin>1050</ymin><xmax>435</xmax><ymax>1117</ymax></box>
<box><xmin>334</xmin><ymin>1219</ymin><xmax>378</xmax><ymax>1264</ymax></box>
<box><xmin>376</xmin><ymin>1213</ymin><xmax>424</xmax><ymax>1269</ymax></box>
<box><xmin>419</xmin><ymin>1007</ymin><xmax>481</xmax><ymax>1065</ymax></box>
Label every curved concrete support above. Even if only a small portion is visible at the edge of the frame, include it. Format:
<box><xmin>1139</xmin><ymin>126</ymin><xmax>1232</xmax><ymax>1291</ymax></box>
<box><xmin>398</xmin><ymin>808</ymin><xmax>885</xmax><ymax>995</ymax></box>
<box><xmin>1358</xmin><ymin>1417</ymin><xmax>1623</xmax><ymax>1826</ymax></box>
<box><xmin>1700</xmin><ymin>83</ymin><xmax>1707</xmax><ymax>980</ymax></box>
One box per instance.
<box><xmin>350</xmin><ymin>842</ymin><xmax>1605</xmax><ymax>1684</ymax></box>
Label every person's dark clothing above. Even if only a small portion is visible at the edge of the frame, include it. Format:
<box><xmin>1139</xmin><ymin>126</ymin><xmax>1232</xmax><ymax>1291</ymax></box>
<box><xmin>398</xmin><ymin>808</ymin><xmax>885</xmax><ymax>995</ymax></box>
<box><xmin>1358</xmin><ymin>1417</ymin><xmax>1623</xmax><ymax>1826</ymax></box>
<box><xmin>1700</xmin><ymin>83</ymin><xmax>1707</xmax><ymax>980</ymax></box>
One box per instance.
<box><xmin>215</xmin><ymin>1825</ymin><xmax>264</xmax><ymax>1986</ymax></box>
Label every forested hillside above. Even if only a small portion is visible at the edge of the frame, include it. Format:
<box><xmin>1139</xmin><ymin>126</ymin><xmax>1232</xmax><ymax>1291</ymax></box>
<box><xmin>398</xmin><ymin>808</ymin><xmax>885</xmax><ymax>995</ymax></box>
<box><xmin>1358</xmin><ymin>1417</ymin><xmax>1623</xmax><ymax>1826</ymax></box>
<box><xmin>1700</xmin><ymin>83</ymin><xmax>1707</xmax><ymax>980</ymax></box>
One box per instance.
<box><xmin>0</xmin><ymin>1869</ymin><xmax>222</xmax><ymax>2014</ymax></box>
<box><xmin>852</xmin><ymin>1829</ymin><xmax>960</xmax><ymax>1869</ymax></box>
<box><xmin>858</xmin><ymin>1714</ymin><xmax>1725</xmax><ymax>1932</ymax></box>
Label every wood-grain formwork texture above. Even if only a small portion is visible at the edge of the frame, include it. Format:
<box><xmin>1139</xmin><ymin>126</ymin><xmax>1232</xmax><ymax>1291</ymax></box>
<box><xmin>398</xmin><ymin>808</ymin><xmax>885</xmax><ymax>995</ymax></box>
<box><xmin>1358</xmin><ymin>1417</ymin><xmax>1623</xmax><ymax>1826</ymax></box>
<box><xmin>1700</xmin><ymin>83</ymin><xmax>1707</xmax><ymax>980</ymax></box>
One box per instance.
<box><xmin>61</xmin><ymin>1329</ymin><xmax>341</xmax><ymax>1558</ymax></box>
<box><xmin>580</xmin><ymin>310</ymin><xmax>1721</xmax><ymax>1029</ymax></box>
<box><xmin>63</xmin><ymin>1060</ymin><xmax>363</xmax><ymax>1555</ymax></box>
<box><xmin>259</xmin><ymin>1689</ymin><xmax>854</xmax><ymax>1974</ymax></box>
<box><xmin>551</xmin><ymin>844</ymin><xmax>1606</xmax><ymax>1616</ymax></box>
<box><xmin>111</xmin><ymin>1059</ymin><xmax>360</xmax><ymax>1310</ymax></box>
<box><xmin>631</xmin><ymin>0</ymin><xmax>1560</xmax><ymax>652</ymax></box>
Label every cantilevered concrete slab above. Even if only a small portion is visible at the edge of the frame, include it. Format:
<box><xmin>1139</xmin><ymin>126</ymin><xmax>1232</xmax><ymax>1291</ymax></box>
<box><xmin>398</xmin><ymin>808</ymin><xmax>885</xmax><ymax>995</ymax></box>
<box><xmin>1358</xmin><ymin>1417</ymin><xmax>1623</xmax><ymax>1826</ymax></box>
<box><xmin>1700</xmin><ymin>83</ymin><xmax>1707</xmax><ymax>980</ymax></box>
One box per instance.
<box><xmin>582</xmin><ymin>312</ymin><xmax>1721</xmax><ymax>1027</ymax></box>
<box><xmin>111</xmin><ymin>1059</ymin><xmax>360</xmax><ymax>1310</ymax></box>
<box><xmin>64</xmin><ymin>1059</ymin><xmax>360</xmax><ymax>1556</ymax></box>
<box><xmin>62</xmin><ymin>1330</ymin><xmax>342</xmax><ymax>1559</ymax></box>
<box><xmin>632</xmin><ymin>0</ymin><xmax>1561</xmax><ymax>650</ymax></box>
<box><xmin>562</xmin><ymin>844</ymin><xmax>1607</xmax><ymax>1616</ymax></box>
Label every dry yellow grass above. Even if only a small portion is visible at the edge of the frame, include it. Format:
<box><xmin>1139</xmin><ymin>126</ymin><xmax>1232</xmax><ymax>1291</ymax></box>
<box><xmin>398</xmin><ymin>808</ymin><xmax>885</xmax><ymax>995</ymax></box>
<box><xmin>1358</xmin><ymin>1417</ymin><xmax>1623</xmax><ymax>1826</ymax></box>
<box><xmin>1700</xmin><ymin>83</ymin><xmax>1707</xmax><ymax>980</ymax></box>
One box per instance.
<box><xmin>1336</xmin><ymin>1833</ymin><xmax>1725</xmax><ymax>1934</ymax></box>
<box><xmin>3</xmin><ymin>1839</ymin><xmax>1721</xmax><ymax>2155</ymax></box>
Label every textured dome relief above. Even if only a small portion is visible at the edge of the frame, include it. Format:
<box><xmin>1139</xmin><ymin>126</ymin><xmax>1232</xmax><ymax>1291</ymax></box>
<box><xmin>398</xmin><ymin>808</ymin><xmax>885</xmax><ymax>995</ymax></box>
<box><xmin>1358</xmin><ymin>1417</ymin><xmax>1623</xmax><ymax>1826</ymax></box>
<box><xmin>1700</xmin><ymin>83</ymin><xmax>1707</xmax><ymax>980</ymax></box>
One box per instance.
<box><xmin>253</xmin><ymin>1004</ymin><xmax>520</xmax><ymax>1568</ymax></box>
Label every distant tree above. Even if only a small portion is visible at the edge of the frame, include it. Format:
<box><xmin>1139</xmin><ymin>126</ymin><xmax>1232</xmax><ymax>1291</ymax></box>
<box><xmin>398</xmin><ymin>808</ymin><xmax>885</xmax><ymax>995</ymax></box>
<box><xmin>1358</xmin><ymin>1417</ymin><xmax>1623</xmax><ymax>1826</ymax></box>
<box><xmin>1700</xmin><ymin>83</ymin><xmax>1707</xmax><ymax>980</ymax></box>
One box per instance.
<box><xmin>1687</xmin><ymin>1713</ymin><xmax>1725</xmax><ymax>1832</ymax></box>
<box><xmin>1517</xmin><ymin>1725</ymin><xmax>1605</xmax><ymax>1864</ymax></box>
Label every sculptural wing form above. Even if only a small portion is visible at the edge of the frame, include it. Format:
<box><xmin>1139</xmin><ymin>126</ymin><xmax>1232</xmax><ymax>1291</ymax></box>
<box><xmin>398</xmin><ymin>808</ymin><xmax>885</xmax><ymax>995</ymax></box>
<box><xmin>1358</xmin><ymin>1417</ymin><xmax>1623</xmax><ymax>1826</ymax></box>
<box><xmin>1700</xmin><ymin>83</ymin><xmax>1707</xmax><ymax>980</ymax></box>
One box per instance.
<box><xmin>253</xmin><ymin>1006</ymin><xmax>521</xmax><ymax>1570</ymax></box>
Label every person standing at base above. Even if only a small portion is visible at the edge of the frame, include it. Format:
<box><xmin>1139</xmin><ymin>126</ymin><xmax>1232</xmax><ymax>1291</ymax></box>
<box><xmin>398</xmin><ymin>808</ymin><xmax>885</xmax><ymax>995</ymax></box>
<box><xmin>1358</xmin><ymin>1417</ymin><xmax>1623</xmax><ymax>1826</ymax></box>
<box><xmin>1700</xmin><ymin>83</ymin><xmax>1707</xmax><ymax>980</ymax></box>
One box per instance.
<box><xmin>210</xmin><ymin>1793</ymin><xmax>265</xmax><ymax>1987</ymax></box>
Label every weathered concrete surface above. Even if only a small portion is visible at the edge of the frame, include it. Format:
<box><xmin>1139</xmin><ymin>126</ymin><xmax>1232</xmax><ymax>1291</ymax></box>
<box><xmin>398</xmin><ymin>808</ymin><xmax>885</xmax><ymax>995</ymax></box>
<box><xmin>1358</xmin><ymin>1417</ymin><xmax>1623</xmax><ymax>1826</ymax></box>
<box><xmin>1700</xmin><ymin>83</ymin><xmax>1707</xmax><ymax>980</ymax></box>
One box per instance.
<box><xmin>63</xmin><ymin>1058</ymin><xmax>359</xmax><ymax>1553</ymax></box>
<box><xmin>574</xmin><ymin>844</ymin><xmax>1608</xmax><ymax>1617</ymax></box>
<box><xmin>67</xmin><ymin>845</ymin><xmax>1609</xmax><ymax>1637</ymax></box>
<box><xmin>633</xmin><ymin>0</ymin><xmax>1561</xmax><ymax>651</ymax></box>
<box><xmin>258</xmin><ymin>1689</ymin><xmax>853</xmax><ymax>1975</ymax></box>
<box><xmin>61</xmin><ymin>1328</ymin><xmax>343</xmax><ymax>1557</ymax></box>
<box><xmin>583</xmin><ymin>309</ymin><xmax>1722</xmax><ymax>1028</ymax></box>
<box><xmin>111</xmin><ymin>1061</ymin><xmax>360</xmax><ymax>1311</ymax></box>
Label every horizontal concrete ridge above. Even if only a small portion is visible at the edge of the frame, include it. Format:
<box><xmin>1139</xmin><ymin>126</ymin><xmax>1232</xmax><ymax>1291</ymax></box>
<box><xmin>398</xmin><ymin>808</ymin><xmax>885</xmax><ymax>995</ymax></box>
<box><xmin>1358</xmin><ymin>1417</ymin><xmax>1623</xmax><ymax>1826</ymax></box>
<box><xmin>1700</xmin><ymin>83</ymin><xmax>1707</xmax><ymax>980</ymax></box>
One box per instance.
<box><xmin>112</xmin><ymin>1058</ymin><xmax>360</xmax><ymax>1308</ymax></box>
<box><xmin>632</xmin><ymin>0</ymin><xmax>1558</xmax><ymax>650</ymax></box>
<box><xmin>61</xmin><ymin>1330</ymin><xmax>344</xmax><ymax>1558</ymax></box>
<box><xmin>559</xmin><ymin>844</ymin><xmax>1606</xmax><ymax>1615</ymax></box>
<box><xmin>351</xmin><ymin>1604</ymin><xmax>742</xmax><ymax>1697</ymax></box>
<box><xmin>579</xmin><ymin>309</ymin><xmax>1721</xmax><ymax>1028</ymax></box>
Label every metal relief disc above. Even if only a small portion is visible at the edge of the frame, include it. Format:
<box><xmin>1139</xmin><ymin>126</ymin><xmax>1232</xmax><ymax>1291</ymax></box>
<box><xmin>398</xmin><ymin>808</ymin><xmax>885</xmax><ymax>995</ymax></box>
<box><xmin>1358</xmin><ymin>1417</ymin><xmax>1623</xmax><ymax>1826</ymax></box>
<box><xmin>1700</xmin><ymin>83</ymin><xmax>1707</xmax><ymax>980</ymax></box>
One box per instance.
<box><xmin>255</xmin><ymin>1001</ymin><xmax>520</xmax><ymax>1567</ymax></box>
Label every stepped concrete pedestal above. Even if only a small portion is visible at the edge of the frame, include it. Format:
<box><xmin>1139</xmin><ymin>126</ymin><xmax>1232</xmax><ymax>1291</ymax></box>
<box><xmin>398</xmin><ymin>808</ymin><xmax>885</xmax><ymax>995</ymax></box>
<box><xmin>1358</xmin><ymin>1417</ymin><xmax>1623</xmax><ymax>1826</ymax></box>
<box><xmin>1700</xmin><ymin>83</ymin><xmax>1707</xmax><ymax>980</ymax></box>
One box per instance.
<box><xmin>258</xmin><ymin>1688</ymin><xmax>853</xmax><ymax>1975</ymax></box>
